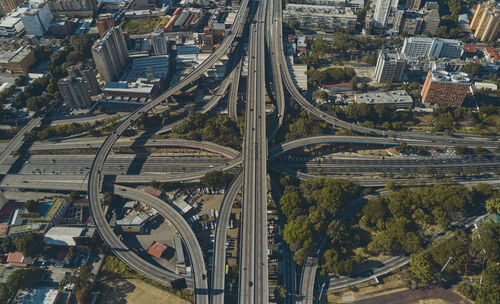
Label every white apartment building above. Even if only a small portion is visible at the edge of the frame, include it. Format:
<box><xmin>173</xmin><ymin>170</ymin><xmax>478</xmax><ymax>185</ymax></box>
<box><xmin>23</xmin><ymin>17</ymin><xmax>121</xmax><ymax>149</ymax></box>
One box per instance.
<box><xmin>0</xmin><ymin>16</ymin><xmax>24</xmax><ymax>36</ymax></box>
<box><xmin>284</xmin><ymin>4</ymin><xmax>357</xmax><ymax>30</ymax></box>
<box><xmin>402</xmin><ymin>37</ymin><xmax>463</xmax><ymax>59</ymax></box>
<box><xmin>374</xmin><ymin>0</ymin><xmax>392</xmax><ymax>28</ymax></box>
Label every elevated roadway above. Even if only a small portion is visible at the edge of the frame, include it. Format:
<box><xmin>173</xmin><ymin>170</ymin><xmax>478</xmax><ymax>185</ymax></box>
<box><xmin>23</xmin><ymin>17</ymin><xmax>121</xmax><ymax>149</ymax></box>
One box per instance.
<box><xmin>0</xmin><ymin>116</ymin><xmax>43</xmax><ymax>165</ymax></box>
<box><xmin>297</xmin><ymin>257</ymin><xmax>318</xmax><ymax>304</ymax></box>
<box><xmin>239</xmin><ymin>1</ymin><xmax>269</xmax><ymax>302</ymax></box>
<box><xmin>87</xmin><ymin>0</ymin><xmax>250</xmax><ymax>300</ymax></box>
<box><xmin>211</xmin><ymin>172</ymin><xmax>243</xmax><ymax>304</ymax></box>
<box><xmin>228</xmin><ymin>59</ymin><xmax>243</xmax><ymax>122</ymax></box>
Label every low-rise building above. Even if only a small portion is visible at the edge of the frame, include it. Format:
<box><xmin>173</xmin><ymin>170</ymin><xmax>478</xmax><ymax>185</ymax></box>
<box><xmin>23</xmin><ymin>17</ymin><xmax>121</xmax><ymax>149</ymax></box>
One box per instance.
<box><xmin>354</xmin><ymin>90</ymin><xmax>413</xmax><ymax>108</ymax></box>
<box><xmin>284</xmin><ymin>4</ymin><xmax>357</xmax><ymax>30</ymax></box>
<box><xmin>0</xmin><ymin>16</ymin><xmax>24</xmax><ymax>36</ymax></box>
<box><xmin>43</xmin><ymin>226</ymin><xmax>86</xmax><ymax>246</ymax></box>
<box><xmin>421</xmin><ymin>70</ymin><xmax>471</xmax><ymax>106</ymax></box>
<box><xmin>103</xmin><ymin>80</ymin><xmax>158</xmax><ymax>99</ymax></box>
<box><xmin>0</xmin><ymin>46</ymin><xmax>35</xmax><ymax>75</ymax></box>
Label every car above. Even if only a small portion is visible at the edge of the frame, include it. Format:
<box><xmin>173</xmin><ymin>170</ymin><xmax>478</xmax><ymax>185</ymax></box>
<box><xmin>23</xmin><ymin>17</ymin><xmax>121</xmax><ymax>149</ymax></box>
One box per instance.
<box><xmin>248</xmin><ymin>281</ymin><xmax>253</xmax><ymax>287</ymax></box>
<box><xmin>202</xmin><ymin>274</ymin><xmax>206</xmax><ymax>280</ymax></box>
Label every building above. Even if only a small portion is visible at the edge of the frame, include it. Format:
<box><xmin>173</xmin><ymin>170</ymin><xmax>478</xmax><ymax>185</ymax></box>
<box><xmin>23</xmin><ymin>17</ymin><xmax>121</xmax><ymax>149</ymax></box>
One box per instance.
<box><xmin>19</xmin><ymin>1</ymin><xmax>53</xmax><ymax>37</ymax></box>
<box><xmin>0</xmin><ymin>15</ymin><xmax>24</xmax><ymax>36</ymax></box>
<box><xmin>103</xmin><ymin>80</ymin><xmax>157</xmax><ymax>99</ymax></box>
<box><xmin>374</xmin><ymin>51</ymin><xmax>406</xmax><ymax>83</ymax></box>
<box><xmin>67</xmin><ymin>64</ymin><xmax>99</xmax><ymax>94</ymax></box>
<box><xmin>422</xmin><ymin>8</ymin><xmax>440</xmax><ymax>35</ymax></box>
<box><xmin>0</xmin><ymin>46</ymin><xmax>35</xmax><ymax>75</ymax></box>
<box><xmin>401</xmin><ymin>13</ymin><xmax>423</xmax><ymax>35</ymax></box>
<box><xmin>48</xmin><ymin>0</ymin><xmax>97</xmax><ymax>17</ymax></box>
<box><xmin>91</xmin><ymin>26</ymin><xmax>128</xmax><ymax>82</ymax></box>
<box><xmin>7</xmin><ymin>251</ymin><xmax>34</xmax><ymax>267</ymax></box>
<box><xmin>401</xmin><ymin>37</ymin><xmax>463</xmax><ymax>59</ymax></box>
<box><xmin>147</xmin><ymin>241</ymin><xmax>168</xmax><ymax>258</ymax></box>
<box><xmin>373</xmin><ymin>0</ymin><xmax>392</xmax><ymax>28</ymax></box>
<box><xmin>96</xmin><ymin>13</ymin><xmax>114</xmax><ymax>37</ymax></box>
<box><xmin>421</xmin><ymin>70</ymin><xmax>471</xmax><ymax>105</ymax></box>
<box><xmin>470</xmin><ymin>0</ymin><xmax>500</xmax><ymax>42</ymax></box>
<box><xmin>354</xmin><ymin>90</ymin><xmax>413</xmax><ymax>108</ymax></box>
<box><xmin>283</xmin><ymin>4</ymin><xmax>357</xmax><ymax>30</ymax></box>
<box><xmin>43</xmin><ymin>226</ymin><xmax>86</xmax><ymax>246</ymax></box>
<box><xmin>58</xmin><ymin>77</ymin><xmax>92</xmax><ymax>109</ymax></box>
<box><xmin>0</xmin><ymin>0</ymin><xmax>24</xmax><ymax>14</ymax></box>
<box><xmin>151</xmin><ymin>31</ymin><xmax>168</xmax><ymax>55</ymax></box>
<box><xmin>127</xmin><ymin>55</ymin><xmax>169</xmax><ymax>83</ymax></box>
<box><xmin>174</xmin><ymin>237</ymin><xmax>185</xmax><ymax>265</ymax></box>
<box><xmin>405</xmin><ymin>0</ymin><xmax>422</xmax><ymax>10</ymax></box>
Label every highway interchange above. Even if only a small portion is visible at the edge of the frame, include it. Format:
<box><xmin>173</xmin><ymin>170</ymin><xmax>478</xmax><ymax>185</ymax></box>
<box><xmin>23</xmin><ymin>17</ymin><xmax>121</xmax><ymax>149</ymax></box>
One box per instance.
<box><xmin>0</xmin><ymin>0</ymin><xmax>499</xmax><ymax>303</ymax></box>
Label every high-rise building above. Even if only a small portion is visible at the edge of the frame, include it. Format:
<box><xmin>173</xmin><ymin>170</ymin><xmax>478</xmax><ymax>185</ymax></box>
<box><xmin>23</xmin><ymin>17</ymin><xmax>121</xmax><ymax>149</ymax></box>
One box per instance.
<box><xmin>0</xmin><ymin>0</ymin><xmax>25</xmax><ymax>14</ymax></box>
<box><xmin>374</xmin><ymin>51</ymin><xmax>406</xmax><ymax>83</ymax></box>
<box><xmin>402</xmin><ymin>13</ymin><xmax>423</xmax><ymax>35</ymax></box>
<box><xmin>401</xmin><ymin>37</ymin><xmax>463</xmax><ymax>58</ymax></box>
<box><xmin>422</xmin><ymin>8</ymin><xmax>440</xmax><ymax>35</ymax></box>
<box><xmin>58</xmin><ymin>77</ymin><xmax>92</xmax><ymax>109</ymax></box>
<box><xmin>393</xmin><ymin>10</ymin><xmax>404</xmax><ymax>32</ymax></box>
<box><xmin>20</xmin><ymin>1</ymin><xmax>53</xmax><ymax>37</ymax></box>
<box><xmin>67</xmin><ymin>64</ymin><xmax>99</xmax><ymax>94</ymax></box>
<box><xmin>405</xmin><ymin>0</ymin><xmax>423</xmax><ymax>10</ymax></box>
<box><xmin>374</xmin><ymin>0</ymin><xmax>392</xmax><ymax>28</ymax></box>
<box><xmin>91</xmin><ymin>26</ymin><xmax>128</xmax><ymax>82</ymax></box>
<box><xmin>151</xmin><ymin>31</ymin><xmax>168</xmax><ymax>55</ymax></box>
<box><xmin>96</xmin><ymin>13</ymin><xmax>114</xmax><ymax>37</ymax></box>
<box><xmin>421</xmin><ymin>70</ymin><xmax>471</xmax><ymax>106</ymax></box>
<box><xmin>470</xmin><ymin>0</ymin><xmax>500</xmax><ymax>42</ymax></box>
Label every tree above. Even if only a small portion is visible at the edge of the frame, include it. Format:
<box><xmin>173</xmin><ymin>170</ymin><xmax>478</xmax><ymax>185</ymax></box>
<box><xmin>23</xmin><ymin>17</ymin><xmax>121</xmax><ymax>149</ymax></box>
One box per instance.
<box><xmin>14</xmin><ymin>75</ymin><xmax>26</xmax><ymax>86</ymax></box>
<box><xmin>475</xmin><ymin>264</ymin><xmax>500</xmax><ymax>304</ymax></box>
<box><xmin>0</xmin><ymin>238</ymin><xmax>15</xmax><ymax>253</ymax></box>
<box><xmin>200</xmin><ymin>171</ymin><xmax>234</xmax><ymax>188</ymax></box>
<box><xmin>486</xmin><ymin>196</ymin><xmax>500</xmax><ymax>214</ymax></box>
<box><xmin>279</xmin><ymin>190</ymin><xmax>305</xmax><ymax>220</ymax></box>
<box><xmin>14</xmin><ymin>233</ymin><xmax>44</xmax><ymax>257</ymax></box>
<box><xmin>24</xmin><ymin>200</ymin><xmax>39</xmax><ymax>213</ymax></box>
<box><xmin>460</xmin><ymin>62</ymin><xmax>482</xmax><ymax>78</ymax></box>
<box><xmin>273</xmin><ymin>285</ymin><xmax>287</xmax><ymax>304</ymax></box>
<box><xmin>6</xmin><ymin>268</ymin><xmax>42</xmax><ymax>295</ymax></box>
<box><xmin>102</xmin><ymin>192</ymin><xmax>116</xmax><ymax>205</ymax></box>
<box><xmin>409</xmin><ymin>251</ymin><xmax>436</xmax><ymax>286</ymax></box>
<box><xmin>68</xmin><ymin>265</ymin><xmax>95</xmax><ymax>290</ymax></box>
<box><xmin>76</xmin><ymin>287</ymin><xmax>92</xmax><ymax>304</ymax></box>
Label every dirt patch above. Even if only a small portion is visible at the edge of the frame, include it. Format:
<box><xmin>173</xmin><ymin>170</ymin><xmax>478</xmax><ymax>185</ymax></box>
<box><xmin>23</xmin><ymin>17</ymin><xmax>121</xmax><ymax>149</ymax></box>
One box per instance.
<box><xmin>98</xmin><ymin>278</ymin><xmax>189</xmax><ymax>304</ymax></box>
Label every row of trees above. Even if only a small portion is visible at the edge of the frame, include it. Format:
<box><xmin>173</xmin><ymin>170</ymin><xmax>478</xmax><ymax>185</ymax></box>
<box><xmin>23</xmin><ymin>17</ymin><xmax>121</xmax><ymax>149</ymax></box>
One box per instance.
<box><xmin>171</xmin><ymin>111</ymin><xmax>242</xmax><ymax>149</ymax></box>
<box><xmin>200</xmin><ymin>171</ymin><xmax>234</xmax><ymax>188</ymax></box>
<box><xmin>12</xmin><ymin>75</ymin><xmax>62</xmax><ymax>112</ymax></box>
<box><xmin>433</xmin><ymin>104</ymin><xmax>500</xmax><ymax>135</ymax></box>
<box><xmin>0</xmin><ymin>233</ymin><xmax>44</xmax><ymax>258</ymax></box>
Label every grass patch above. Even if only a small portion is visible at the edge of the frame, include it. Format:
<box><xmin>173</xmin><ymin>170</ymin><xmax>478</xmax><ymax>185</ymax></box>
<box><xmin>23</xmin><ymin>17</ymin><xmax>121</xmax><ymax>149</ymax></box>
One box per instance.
<box><xmin>97</xmin><ymin>254</ymin><xmax>194</xmax><ymax>303</ymax></box>
<box><xmin>123</xmin><ymin>17</ymin><xmax>169</xmax><ymax>35</ymax></box>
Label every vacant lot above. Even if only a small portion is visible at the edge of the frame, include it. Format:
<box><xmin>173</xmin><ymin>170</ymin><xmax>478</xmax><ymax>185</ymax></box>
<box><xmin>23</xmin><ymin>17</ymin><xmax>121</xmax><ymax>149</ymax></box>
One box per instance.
<box><xmin>98</xmin><ymin>278</ymin><xmax>189</xmax><ymax>304</ymax></box>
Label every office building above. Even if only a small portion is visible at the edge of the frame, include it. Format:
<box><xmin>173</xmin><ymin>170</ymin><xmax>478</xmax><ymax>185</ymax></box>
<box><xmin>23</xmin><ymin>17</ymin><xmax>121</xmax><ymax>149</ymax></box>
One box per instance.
<box><xmin>401</xmin><ymin>13</ymin><xmax>423</xmax><ymax>35</ymax></box>
<box><xmin>96</xmin><ymin>13</ymin><xmax>114</xmax><ymax>37</ymax></box>
<box><xmin>0</xmin><ymin>0</ymin><xmax>25</xmax><ymax>14</ymax></box>
<box><xmin>127</xmin><ymin>55</ymin><xmax>169</xmax><ymax>82</ymax></box>
<box><xmin>470</xmin><ymin>0</ymin><xmax>500</xmax><ymax>42</ymax></box>
<box><xmin>283</xmin><ymin>4</ymin><xmax>357</xmax><ymax>30</ymax></box>
<box><xmin>402</xmin><ymin>37</ymin><xmax>463</xmax><ymax>59</ymax></box>
<box><xmin>373</xmin><ymin>0</ymin><xmax>392</xmax><ymax>28</ymax></box>
<box><xmin>48</xmin><ymin>0</ymin><xmax>97</xmax><ymax>17</ymax></box>
<box><xmin>421</xmin><ymin>70</ymin><xmax>471</xmax><ymax>105</ymax></box>
<box><xmin>58</xmin><ymin>78</ymin><xmax>91</xmax><ymax>109</ymax></box>
<box><xmin>422</xmin><ymin>8</ymin><xmax>440</xmax><ymax>34</ymax></box>
<box><xmin>91</xmin><ymin>26</ymin><xmax>128</xmax><ymax>82</ymax></box>
<box><xmin>19</xmin><ymin>1</ymin><xmax>53</xmax><ymax>37</ymax></box>
<box><xmin>374</xmin><ymin>51</ymin><xmax>406</xmax><ymax>83</ymax></box>
<box><xmin>103</xmin><ymin>80</ymin><xmax>157</xmax><ymax>99</ymax></box>
<box><xmin>0</xmin><ymin>46</ymin><xmax>35</xmax><ymax>75</ymax></box>
<box><xmin>354</xmin><ymin>90</ymin><xmax>413</xmax><ymax>108</ymax></box>
<box><xmin>151</xmin><ymin>31</ymin><xmax>168</xmax><ymax>55</ymax></box>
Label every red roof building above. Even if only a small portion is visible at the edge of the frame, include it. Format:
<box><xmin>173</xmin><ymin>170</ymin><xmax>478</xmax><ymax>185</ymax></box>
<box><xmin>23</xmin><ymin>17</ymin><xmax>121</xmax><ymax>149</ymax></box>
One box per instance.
<box><xmin>147</xmin><ymin>241</ymin><xmax>167</xmax><ymax>258</ymax></box>
<box><xmin>464</xmin><ymin>45</ymin><xmax>500</xmax><ymax>62</ymax></box>
<box><xmin>7</xmin><ymin>251</ymin><xmax>31</xmax><ymax>267</ymax></box>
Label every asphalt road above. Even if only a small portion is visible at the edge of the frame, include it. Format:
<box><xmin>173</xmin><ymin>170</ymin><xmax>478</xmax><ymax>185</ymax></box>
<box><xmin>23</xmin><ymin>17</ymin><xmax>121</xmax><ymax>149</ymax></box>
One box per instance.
<box><xmin>228</xmin><ymin>58</ymin><xmax>243</xmax><ymax>122</ymax></box>
<box><xmin>239</xmin><ymin>3</ymin><xmax>269</xmax><ymax>302</ymax></box>
<box><xmin>211</xmin><ymin>172</ymin><xmax>243</xmax><ymax>304</ymax></box>
<box><xmin>0</xmin><ymin>116</ymin><xmax>43</xmax><ymax>165</ymax></box>
<box><xmin>86</xmin><ymin>0</ymin><xmax>251</xmax><ymax>302</ymax></box>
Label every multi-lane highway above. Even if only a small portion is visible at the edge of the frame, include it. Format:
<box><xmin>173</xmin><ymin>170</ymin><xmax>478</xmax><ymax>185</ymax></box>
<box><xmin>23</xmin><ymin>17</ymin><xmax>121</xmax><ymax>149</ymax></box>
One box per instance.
<box><xmin>0</xmin><ymin>116</ymin><xmax>43</xmax><ymax>165</ymax></box>
<box><xmin>87</xmin><ymin>0</ymin><xmax>251</xmax><ymax>302</ymax></box>
<box><xmin>211</xmin><ymin>172</ymin><xmax>243</xmax><ymax>304</ymax></box>
<box><xmin>239</xmin><ymin>1</ymin><xmax>269</xmax><ymax>302</ymax></box>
